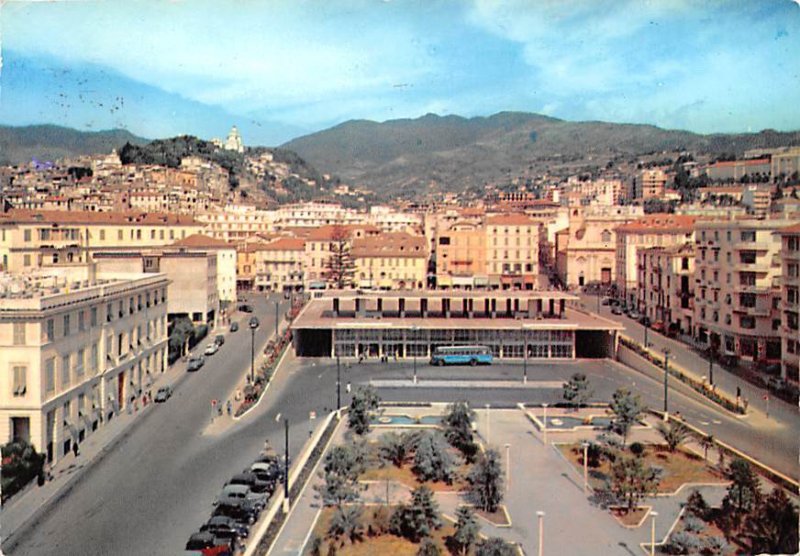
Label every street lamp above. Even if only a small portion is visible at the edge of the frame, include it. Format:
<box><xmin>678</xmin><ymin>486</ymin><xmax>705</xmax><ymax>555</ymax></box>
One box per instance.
<box><xmin>522</xmin><ymin>327</ymin><xmax>528</xmax><ymax>384</ymax></box>
<box><xmin>504</xmin><ymin>443</ymin><xmax>511</xmax><ymax>492</ymax></box>
<box><xmin>282</xmin><ymin>417</ymin><xmax>290</xmax><ymax>513</ymax></box>
<box><xmin>582</xmin><ymin>441</ymin><xmax>590</xmax><ymax>494</ymax></box>
<box><xmin>650</xmin><ymin>511</ymin><xmax>658</xmax><ymax>556</ymax></box>
<box><xmin>643</xmin><ymin>306</ymin><xmax>649</xmax><ymax>348</ymax></box>
<box><xmin>485</xmin><ymin>404</ymin><xmax>491</xmax><ymax>445</ymax></box>
<box><xmin>542</xmin><ymin>402</ymin><xmax>549</xmax><ymax>445</ymax></box>
<box><xmin>336</xmin><ymin>355</ymin><xmax>342</xmax><ymax>418</ymax></box>
<box><xmin>249</xmin><ymin>316</ymin><xmax>260</xmax><ymax>384</ymax></box>
<box><xmin>537</xmin><ymin>511</ymin><xmax>545</xmax><ymax>556</ymax></box>
<box><xmin>411</xmin><ymin>325</ymin><xmax>418</xmax><ymax>384</ymax></box>
<box><xmin>662</xmin><ymin>348</ymin><xmax>670</xmax><ymax>420</ymax></box>
<box><xmin>274</xmin><ymin>299</ymin><xmax>280</xmax><ymax>340</ymax></box>
<box><xmin>707</xmin><ymin>349</ymin><xmax>714</xmax><ymax>386</ymax></box>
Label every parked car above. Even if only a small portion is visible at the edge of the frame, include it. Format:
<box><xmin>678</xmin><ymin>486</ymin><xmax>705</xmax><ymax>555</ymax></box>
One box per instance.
<box><xmin>187</xmin><ymin>356</ymin><xmax>205</xmax><ymax>372</ymax></box>
<box><xmin>229</xmin><ymin>322</ymin><xmax>239</xmax><ymax>332</ymax></box>
<box><xmin>215</xmin><ymin>483</ymin><xmax>266</xmax><ymax>511</ymax></box>
<box><xmin>238</xmin><ymin>304</ymin><xmax>253</xmax><ymax>313</ymax></box>
<box><xmin>639</xmin><ymin>316</ymin><xmax>651</xmax><ymax>327</ymax></box>
<box><xmin>154</xmin><ymin>385</ymin><xmax>172</xmax><ymax>403</ymax></box>
<box><xmin>249</xmin><ymin>316</ymin><xmax>260</xmax><ymax>329</ymax></box>
<box><xmin>227</xmin><ymin>471</ymin><xmax>273</xmax><ymax>494</ymax></box>
<box><xmin>214</xmin><ymin>334</ymin><xmax>225</xmax><ymax>346</ymax></box>
<box><xmin>185</xmin><ymin>532</ymin><xmax>232</xmax><ymax>555</ymax></box>
<box><xmin>627</xmin><ymin>310</ymin><xmax>641</xmax><ymax>320</ymax></box>
<box><xmin>611</xmin><ymin>305</ymin><xmax>623</xmax><ymax>315</ymax></box>
<box><xmin>651</xmin><ymin>320</ymin><xmax>665</xmax><ymax>333</ymax></box>
<box><xmin>202</xmin><ymin>516</ymin><xmax>249</xmax><ymax>539</ymax></box>
<box><xmin>204</xmin><ymin>343</ymin><xmax>219</xmax><ymax>356</ymax></box>
<box><xmin>212</xmin><ymin>499</ymin><xmax>257</xmax><ymax>525</ymax></box>
<box><xmin>601</xmin><ymin>297</ymin><xmax>610</xmax><ymax>306</ymax></box>
<box><xmin>250</xmin><ymin>461</ymin><xmax>282</xmax><ymax>483</ymax></box>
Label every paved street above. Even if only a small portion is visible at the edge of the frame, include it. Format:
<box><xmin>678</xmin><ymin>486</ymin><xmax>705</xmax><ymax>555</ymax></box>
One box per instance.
<box><xmin>7</xmin><ymin>329</ymin><xmax>797</xmax><ymax>554</ymax></box>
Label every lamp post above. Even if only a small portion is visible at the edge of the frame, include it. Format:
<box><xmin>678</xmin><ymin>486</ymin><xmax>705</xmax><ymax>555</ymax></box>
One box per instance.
<box><xmin>662</xmin><ymin>348</ymin><xmax>670</xmax><ymax>420</ymax></box>
<box><xmin>282</xmin><ymin>417</ymin><xmax>290</xmax><ymax>513</ymax></box>
<box><xmin>643</xmin><ymin>306</ymin><xmax>649</xmax><ymax>348</ymax></box>
<box><xmin>336</xmin><ymin>355</ymin><xmax>342</xmax><ymax>418</ymax></box>
<box><xmin>582</xmin><ymin>441</ymin><xmax>589</xmax><ymax>494</ymax></box>
<box><xmin>522</xmin><ymin>327</ymin><xmax>528</xmax><ymax>384</ymax></box>
<box><xmin>485</xmin><ymin>404</ymin><xmax>491</xmax><ymax>445</ymax></box>
<box><xmin>537</xmin><ymin>511</ymin><xmax>545</xmax><ymax>556</ymax></box>
<box><xmin>650</xmin><ymin>511</ymin><xmax>658</xmax><ymax>556</ymax></box>
<box><xmin>708</xmin><ymin>350</ymin><xmax>714</xmax><ymax>386</ymax></box>
<box><xmin>542</xmin><ymin>403</ymin><xmax>549</xmax><ymax>445</ymax></box>
<box><xmin>249</xmin><ymin>316</ymin><xmax>260</xmax><ymax>384</ymax></box>
<box><xmin>274</xmin><ymin>299</ymin><xmax>280</xmax><ymax>340</ymax></box>
<box><xmin>411</xmin><ymin>325</ymin><xmax>418</xmax><ymax>384</ymax></box>
<box><xmin>504</xmin><ymin>443</ymin><xmax>511</xmax><ymax>492</ymax></box>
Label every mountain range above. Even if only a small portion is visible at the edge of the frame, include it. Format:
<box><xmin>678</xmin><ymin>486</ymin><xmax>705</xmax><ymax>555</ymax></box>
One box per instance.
<box><xmin>282</xmin><ymin>112</ymin><xmax>800</xmax><ymax>195</ymax></box>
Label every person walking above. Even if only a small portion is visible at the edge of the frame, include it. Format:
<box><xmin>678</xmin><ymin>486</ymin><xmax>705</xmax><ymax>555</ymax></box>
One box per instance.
<box><xmin>226</xmin><ymin>399</ymin><xmax>232</xmax><ymax>416</ymax></box>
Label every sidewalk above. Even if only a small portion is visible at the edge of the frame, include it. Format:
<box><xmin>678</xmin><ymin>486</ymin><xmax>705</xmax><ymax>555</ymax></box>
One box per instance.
<box><xmin>1</xmin><ymin>349</ymin><xmax>193</xmax><ymax>550</ymax></box>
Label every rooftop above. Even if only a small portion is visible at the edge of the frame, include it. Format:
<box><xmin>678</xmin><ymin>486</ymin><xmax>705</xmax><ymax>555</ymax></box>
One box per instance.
<box><xmin>616</xmin><ymin>214</ymin><xmax>696</xmax><ymax>234</ymax></box>
<box><xmin>0</xmin><ymin>208</ymin><xmax>199</xmax><ymax>226</ymax></box>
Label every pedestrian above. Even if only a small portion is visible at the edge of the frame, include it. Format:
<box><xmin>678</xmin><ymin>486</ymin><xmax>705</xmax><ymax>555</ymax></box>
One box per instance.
<box><xmin>72</xmin><ymin>442</ymin><xmax>79</xmax><ymax>458</ymax></box>
<box><xmin>227</xmin><ymin>400</ymin><xmax>232</xmax><ymax>416</ymax></box>
<box><xmin>346</xmin><ymin>382</ymin><xmax>352</xmax><ymax>394</ymax></box>
<box><xmin>235</xmin><ymin>389</ymin><xmax>241</xmax><ymax>401</ymax></box>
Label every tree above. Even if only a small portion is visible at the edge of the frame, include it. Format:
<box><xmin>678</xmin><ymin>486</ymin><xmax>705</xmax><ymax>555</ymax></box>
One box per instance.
<box><xmin>610</xmin><ymin>455</ymin><xmax>661</xmax><ymax>512</ymax></box>
<box><xmin>390</xmin><ymin>486</ymin><xmax>441</xmax><ymax>542</ymax></box>
<box><xmin>327</xmin><ymin>505</ymin><xmax>363</xmax><ymax>544</ymax></box>
<box><xmin>441</xmin><ymin>401</ymin><xmax>478</xmax><ymax>462</ymax></box>
<box><xmin>467</xmin><ymin>449</ymin><xmax>504</xmax><ymax>513</ymax></box>
<box><xmin>685</xmin><ymin>489</ymin><xmax>709</xmax><ymax>520</ymax></box>
<box><xmin>562</xmin><ymin>373</ymin><xmax>593</xmax><ymax>409</ymax></box>
<box><xmin>378</xmin><ymin>431</ymin><xmax>416</xmax><ymax>468</ymax></box>
<box><xmin>315</xmin><ymin>444</ymin><xmax>365</xmax><ymax>506</ymax></box>
<box><xmin>698</xmin><ymin>435</ymin><xmax>714</xmax><ymax>462</ymax></box>
<box><xmin>1</xmin><ymin>440</ymin><xmax>45</xmax><ymax>502</ymax></box>
<box><xmin>417</xmin><ymin>538</ymin><xmax>441</xmax><ymax>556</ymax></box>
<box><xmin>451</xmin><ymin>505</ymin><xmax>480</xmax><ymax>555</ymax></box>
<box><xmin>743</xmin><ymin>488</ymin><xmax>799</xmax><ymax>554</ymax></box>
<box><xmin>413</xmin><ymin>432</ymin><xmax>457</xmax><ymax>484</ymax></box>
<box><xmin>724</xmin><ymin>458</ymin><xmax>761</xmax><ymax>514</ymax></box>
<box><xmin>169</xmin><ymin>316</ymin><xmax>194</xmax><ymax>357</ymax></box>
<box><xmin>475</xmin><ymin>537</ymin><xmax>516</xmax><ymax>556</ymax></box>
<box><xmin>348</xmin><ymin>385</ymin><xmax>380</xmax><ymax>435</ymax></box>
<box><xmin>324</xmin><ymin>224</ymin><xmax>356</xmax><ymax>289</ymax></box>
<box><xmin>656</xmin><ymin>420</ymin><xmax>689</xmax><ymax>453</ymax></box>
<box><xmin>609</xmin><ymin>387</ymin><xmax>644</xmax><ymax>448</ymax></box>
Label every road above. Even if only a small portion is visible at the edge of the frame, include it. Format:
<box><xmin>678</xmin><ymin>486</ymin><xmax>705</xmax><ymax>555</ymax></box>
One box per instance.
<box><xmin>10</xmin><ymin>323</ymin><xmax>797</xmax><ymax>554</ymax></box>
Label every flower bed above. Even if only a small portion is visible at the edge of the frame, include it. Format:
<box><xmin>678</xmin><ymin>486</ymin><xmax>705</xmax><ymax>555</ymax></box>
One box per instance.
<box><xmin>234</xmin><ymin>334</ymin><xmax>291</xmax><ymax>417</ymax></box>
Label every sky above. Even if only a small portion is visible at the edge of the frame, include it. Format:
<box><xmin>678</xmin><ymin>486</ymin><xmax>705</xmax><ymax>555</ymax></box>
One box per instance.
<box><xmin>1</xmin><ymin>0</ymin><xmax>799</xmax><ymax>145</ymax></box>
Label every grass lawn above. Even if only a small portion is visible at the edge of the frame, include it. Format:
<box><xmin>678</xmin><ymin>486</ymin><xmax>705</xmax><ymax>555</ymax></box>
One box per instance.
<box><xmin>304</xmin><ymin>506</ymin><xmax>459</xmax><ymax>556</ymax></box>
<box><xmin>558</xmin><ymin>443</ymin><xmax>726</xmax><ymax>493</ymax></box>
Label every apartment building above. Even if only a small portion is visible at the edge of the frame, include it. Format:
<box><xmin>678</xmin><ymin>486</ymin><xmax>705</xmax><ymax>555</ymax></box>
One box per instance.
<box><xmin>171</xmin><ymin>234</ymin><xmax>238</xmax><ymax>304</ymax></box>
<box><xmin>633</xmin><ymin>169</ymin><xmax>668</xmax><ymax>200</ymax></box>
<box><xmin>435</xmin><ymin>221</ymin><xmax>487</xmax><ymax>289</ymax></box>
<box><xmin>197</xmin><ymin>205</ymin><xmax>275</xmax><ymax>241</ymax></box>
<box><xmin>0</xmin><ymin>209</ymin><xmax>203</xmax><ymax>273</ymax></box>
<box><xmin>636</xmin><ymin>243</ymin><xmax>695</xmax><ymax>335</ymax></box>
<box><xmin>778</xmin><ymin>224</ymin><xmax>800</xmax><ymax>381</ymax></box>
<box><xmin>693</xmin><ymin>219</ymin><xmax>791</xmax><ymax>364</ymax></box>
<box><xmin>484</xmin><ymin>214</ymin><xmax>541</xmax><ymax>290</ymax></box>
<box><xmin>706</xmin><ymin>158</ymin><xmax>771</xmax><ymax>181</ymax></box>
<box><xmin>352</xmin><ymin>232</ymin><xmax>427</xmax><ymax>290</ymax></box>
<box><xmin>556</xmin><ymin>205</ymin><xmax>644</xmax><ymax>287</ymax></box>
<box><xmin>615</xmin><ymin>214</ymin><xmax>696</xmax><ymax>306</ymax></box>
<box><xmin>0</xmin><ymin>266</ymin><xmax>168</xmax><ymax>463</ymax></box>
<box><xmin>253</xmin><ymin>237</ymin><xmax>306</xmax><ymax>292</ymax></box>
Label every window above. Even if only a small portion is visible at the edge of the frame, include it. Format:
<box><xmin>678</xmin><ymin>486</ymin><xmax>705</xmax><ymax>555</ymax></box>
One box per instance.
<box><xmin>681</xmin><ymin>258</ymin><xmax>689</xmax><ymax>270</ymax></box>
<box><xmin>740</xmin><ymin>251</ymin><xmax>756</xmax><ymax>264</ymax></box>
<box><xmin>726</xmin><ymin>231</ymin><xmax>732</xmax><ymax>242</ymax></box>
<box><xmin>45</xmin><ymin>358</ymin><xmax>55</xmax><ymax>393</ymax></box>
<box><xmin>739</xmin><ymin>316</ymin><xmax>756</xmax><ymax>329</ymax></box>
<box><xmin>438</xmin><ymin>237</ymin><xmax>450</xmax><ymax>245</ymax></box>
<box><xmin>740</xmin><ymin>230</ymin><xmax>756</xmax><ymax>242</ymax></box>
<box><xmin>726</xmin><ymin>252</ymin><xmax>731</xmax><ymax>263</ymax></box>
<box><xmin>118</xmin><ymin>229</ymin><xmax>123</xmax><ymax>240</ymax></box>
<box><xmin>601</xmin><ymin>230</ymin><xmax>612</xmax><ymax>243</ymax></box>
<box><xmin>61</xmin><ymin>354</ymin><xmax>71</xmax><ymax>387</ymax></box>
<box><xmin>100</xmin><ymin>229</ymin><xmax>106</xmax><ymax>241</ymax></box>
<box><xmin>23</xmin><ymin>229</ymin><xmax>31</xmax><ymax>242</ymax></box>
<box><xmin>13</xmin><ymin>365</ymin><xmax>27</xmax><ymax>396</ymax></box>
<box><xmin>78</xmin><ymin>311</ymin><xmax>85</xmax><ymax>332</ymax></box>
<box><xmin>740</xmin><ymin>272</ymin><xmax>756</xmax><ymax>286</ymax></box>
<box><xmin>13</xmin><ymin>322</ymin><xmax>26</xmax><ymax>345</ymax></box>
<box><xmin>76</xmin><ymin>348</ymin><xmax>85</xmax><ymax>377</ymax></box>
<box><xmin>91</xmin><ymin>343</ymin><xmax>99</xmax><ymax>374</ymax></box>
<box><xmin>46</xmin><ymin>319</ymin><xmax>55</xmax><ymax>341</ymax></box>
<box><xmin>91</xmin><ymin>307</ymin><xmax>98</xmax><ymax>327</ymax></box>
<box><xmin>63</xmin><ymin>314</ymin><xmax>71</xmax><ymax>336</ymax></box>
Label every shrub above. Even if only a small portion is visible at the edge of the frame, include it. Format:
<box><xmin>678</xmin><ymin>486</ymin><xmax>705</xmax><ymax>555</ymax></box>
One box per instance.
<box><xmin>475</xmin><ymin>537</ymin><xmax>516</xmax><ymax>556</ymax></box>
<box><xmin>704</xmin><ymin>536</ymin><xmax>728</xmax><ymax>555</ymax></box>
<box><xmin>585</xmin><ymin>442</ymin><xmax>604</xmax><ymax>468</ymax></box>
<box><xmin>413</xmin><ymin>432</ymin><xmax>457</xmax><ymax>484</ymax></box>
<box><xmin>417</xmin><ymin>538</ymin><xmax>441</xmax><ymax>556</ymax></box>
<box><xmin>629</xmin><ymin>442</ymin><xmax>645</xmax><ymax>457</ymax></box>
<box><xmin>684</xmin><ymin>489</ymin><xmax>709</xmax><ymax>519</ymax></box>
<box><xmin>683</xmin><ymin>515</ymin><xmax>704</xmax><ymax>533</ymax></box>
<box><xmin>467</xmin><ymin>449</ymin><xmax>504</xmax><ymax>512</ymax></box>
<box><xmin>0</xmin><ymin>441</ymin><xmax>45</xmax><ymax>502</ymax></box>
<box><xmin>665</xmin><ymin>531</ymin><xmax>702</xmax><ymax>554</ymax></box>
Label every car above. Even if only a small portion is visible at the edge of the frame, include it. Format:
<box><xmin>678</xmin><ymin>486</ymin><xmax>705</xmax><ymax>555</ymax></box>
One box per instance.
<box><xmin>229</xmin><ymin>322</ymin><xmax>239</xmax><ymax>332</ymax></box>
<box><xmin>601</xmin><ymin>297</ymin><xmax>610</xmax><ymax>306</ymax></box>
<box><xmin>212</xmin><ymin>499</ymin><xmax>257</xmax><ymax>525</ymax></box>
<box><xmin>249</xmin><ymin>316</ymin><xmax>260</xmax><ymax>329</ymax></box>
<box><xmin>215</xmin><ymin>483</ymin><xmax>267</xmax><ymax>511</ymax></box>
<box><xmin>639</xmin><ymin>315</ymin><xmax>651</xmax><ymax>327</ymax></box>
<box><xmin>204</xmin><ymin>343</ymin><xmax>219</xmax><ymax>356</ymax></box>
<box><xmin>651</xmin><ymin>320</ymin><xmax>665</xmax><ymax>333</ymax></box>
<box><xmin>153</xmin><ymin>385</ymin><xmax>172</xmax><ymax>402</ymax></box>
<box><xmin>202</xmin><ymin>516</ymin><xmax>249</xmax><ymax>539</ymax></box>
<box><xmin>238</xmin><ymin>304</ymin><xmax>253</xmax><ymax>313</ymax></box>
<box><xmin>214</xmin><ymin>334</ymin><xmax>225</xmax><ymax>346</ymax></box>
<box><xmin>627</xmin><ymin>310</ymin><xmax>641</xmax><ymax>320</ymax></box>
<box><xmin>187</xmin><ymin>356</ymin><xmax>205</xmax><ymax>372</ymax></box>
<box><xmin>250</xmin><ymin>461</ymin><xmax>282</xmax><ymax>483</ymax></box>
<box><xmin>227</xmin><ymin>471</ymin><xmax>273</xmax><ymax>494</ymax></box>
<box><xmin>185</xmin><ymin>532</ymin><xmax>233</xmax><ymax>555</ymax></box>
<box><xmin>611</xmin><ymin>305</ymin><xmax>623</xmax><ymax>315</ymax></box>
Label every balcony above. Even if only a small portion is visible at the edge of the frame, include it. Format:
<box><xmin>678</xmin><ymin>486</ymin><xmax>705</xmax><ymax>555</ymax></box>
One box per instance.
<box><xmin>734</xmin><ymin>241</ymin><xmax>769</xmax><ymax>251</ymax></box>
<box><xmin>732</xmin><ymin>304</ymin><xmax>771</xmax><ymax>317</ymax></box>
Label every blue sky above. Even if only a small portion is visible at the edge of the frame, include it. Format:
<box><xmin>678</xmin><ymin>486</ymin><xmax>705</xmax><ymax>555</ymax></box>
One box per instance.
<box><xmin>1</xmin><ymin>0</ymin><xmax>798</xmax><ymax>145</ymax></box>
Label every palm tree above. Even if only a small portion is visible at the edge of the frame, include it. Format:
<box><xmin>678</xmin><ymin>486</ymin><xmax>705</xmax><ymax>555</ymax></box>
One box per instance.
<box><xmin>699</xmin><ymin>435</ymin><xmax>714</xmax><ymax>462</ymax></box>
<box><xmin>656</xmin><ymin>420</ymin><xmax>689</xmax><ymax>453</ymax></box>
<box><xmin>328</xmin><ymin>505</ymin><xmax>363</xmax><ymax>544</ymax></box>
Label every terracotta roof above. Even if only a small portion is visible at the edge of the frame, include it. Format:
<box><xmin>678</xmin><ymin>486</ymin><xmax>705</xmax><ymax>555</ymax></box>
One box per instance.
<box><xmin>616</xmin><ymin>214</ymin><xmax>696</xmax><ymax>234</ymax></box>
<box><xmin>698</xmin><ymin>186</ymin><xmax>743</xmax><ymax>194</ymax></box>
<box><xmin>352</xmin><ymin>232</ymin><xmax>427</xmax><ymax>258</ymax></box>
<box><xmin>780</xmin><ymin>223</ymin><xmax>800</xmax><ymax>234</ymax></box>
<box><xmin>709</xmin><ymin>158</ymin><xmax>770</xmax><ymax>168</ymax></box>
<box><xmin>171</xmin><ymin>234</ymin><xmax>235</xmax><ymax>249</ymax></box>
<box><xmin>0</xmin><ymin>208</ymin><xmax>199</xmax><ymax>226</ymax></box>
<box><xmin>302</xmin><ymin>224</ymin><xmax>380</xmax><ymax>241</ymax></box>
<box><xmin>261</xmin><ymin>237</ymin><xmax>306</xmax><ymax>251</ymax></box>
<box><xmin>486</xmin><ymin>213</ymin><xmax>537</xmax><ymax>226</ymax></box>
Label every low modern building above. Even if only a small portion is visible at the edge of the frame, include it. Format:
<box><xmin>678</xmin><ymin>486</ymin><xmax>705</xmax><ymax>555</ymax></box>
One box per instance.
<box><xmin>0</xmin><ymin>265</ymin><xmax>169</xmax><ymax>463</ymax></box>
<box><xmin>292</xmin><ymin>291</ymin><xmax>623</xmax><ymax>360</ymax></box>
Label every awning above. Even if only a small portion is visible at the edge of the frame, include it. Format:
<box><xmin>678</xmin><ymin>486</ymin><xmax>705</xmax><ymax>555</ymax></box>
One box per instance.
<box><xmin>452</xmin><ymin>276</ymin><xmax>474</xmax><ymax>287</ymax></box>
<box><xmin>474</xmin><ymin>276</ymin><xmax>489</xmax><ymax>286</ymax></box>
<box><xmin>488</xmin><ymin>276</ymin><xmax>501</xmax><ymax>286</ymax></box>
<box><xmin>437</xmin><ymin>276</ymin><xmax>453</xmax><ymax>287</ymax></box>
<box><xmin>309</xmin><ymin>281</ymin><xmax>327</xmax><ymax>290</ymax></box>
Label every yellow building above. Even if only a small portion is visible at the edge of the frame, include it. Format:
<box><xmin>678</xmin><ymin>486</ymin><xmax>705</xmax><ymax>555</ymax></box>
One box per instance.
<box><xmin>0</xmin><ymin>209</ymin><xmax>203</xmax><ymax>273</ymax></box>
<box><xmin>352</xmin><ymin>232</ymin><xmax>427</xmax><ymax>290</ymax></box>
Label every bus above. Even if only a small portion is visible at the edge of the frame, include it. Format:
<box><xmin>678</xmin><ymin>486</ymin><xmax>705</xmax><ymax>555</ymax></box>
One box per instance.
<box><xmin>430</xmin><ymin>345</ymin><xmax>493</xmax><ymax>367</ymax></box>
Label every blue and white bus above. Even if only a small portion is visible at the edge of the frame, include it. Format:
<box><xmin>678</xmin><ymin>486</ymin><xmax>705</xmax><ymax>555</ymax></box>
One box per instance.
<box><xmin>430</xmin><ymin>345</ymin><xmax>493</xmax><ymax>367</ymax></box>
